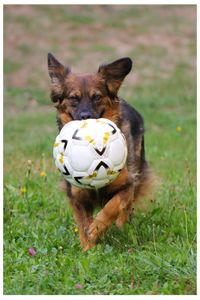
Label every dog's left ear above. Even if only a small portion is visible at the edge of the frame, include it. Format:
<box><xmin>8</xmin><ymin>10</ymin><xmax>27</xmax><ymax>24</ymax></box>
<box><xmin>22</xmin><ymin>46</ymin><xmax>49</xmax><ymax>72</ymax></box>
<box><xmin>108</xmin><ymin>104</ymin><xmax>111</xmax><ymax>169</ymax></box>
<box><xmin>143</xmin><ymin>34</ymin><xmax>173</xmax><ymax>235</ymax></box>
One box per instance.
<box><xmin>98</xmin><ymin>57</ymin><xmax>132</xmax><ymax>96</ymax></box>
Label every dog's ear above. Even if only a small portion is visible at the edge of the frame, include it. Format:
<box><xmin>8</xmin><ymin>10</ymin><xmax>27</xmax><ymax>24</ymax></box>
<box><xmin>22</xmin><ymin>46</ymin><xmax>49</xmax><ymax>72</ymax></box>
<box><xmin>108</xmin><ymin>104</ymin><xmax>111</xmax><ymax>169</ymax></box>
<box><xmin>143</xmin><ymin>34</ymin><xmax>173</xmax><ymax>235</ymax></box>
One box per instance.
<box><xmin>48</xmin><ymin>53</ymin><xmax>71</xmax><ymax>102</ymax></box>
<box><xmin>98</xmin><ymin>57</ymin><xmax>132</xmax><ymax>96</ymax></box>
<box><xmin>48</xmin><ymin>53</ymin><xmax>70</xmax><ymax>83</ymax></box>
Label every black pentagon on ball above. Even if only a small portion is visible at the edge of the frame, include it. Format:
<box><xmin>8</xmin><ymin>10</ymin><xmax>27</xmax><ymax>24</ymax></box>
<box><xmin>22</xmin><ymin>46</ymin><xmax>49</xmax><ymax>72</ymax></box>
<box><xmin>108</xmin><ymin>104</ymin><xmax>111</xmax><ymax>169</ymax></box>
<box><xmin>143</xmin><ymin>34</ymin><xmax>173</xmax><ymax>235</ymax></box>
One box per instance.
<box><xmin>74</xmin><ymin>177</ymin><xmax>83</xmax><ymax>184</ymax></box>
<box><xmin>94</xmin><ymin>146</ymin><xmax>106</xmax><ymax>156</ymax></box>
<box><xmin>61</xmin><ymin>139</ymin><xmax>68</xmax><ymax>151</ymax></box>
<box><xmin>72</xmin><ymin>129</ymin><xmax>82</xmax><ymax>140</ymax></box>
<box><xmin>63</xmin><ymin>164</ymin><xmax>70</xmax><ymax>176</ymax></box>
<box><xmin>95</xmin><ymin>161</ymin><xmax>109</xmax><ymax>171</ymax></box>
<box><xmin>108</xmin><ymin>123</ymin><xmax>117</xmax><ymax>134</ymax></box>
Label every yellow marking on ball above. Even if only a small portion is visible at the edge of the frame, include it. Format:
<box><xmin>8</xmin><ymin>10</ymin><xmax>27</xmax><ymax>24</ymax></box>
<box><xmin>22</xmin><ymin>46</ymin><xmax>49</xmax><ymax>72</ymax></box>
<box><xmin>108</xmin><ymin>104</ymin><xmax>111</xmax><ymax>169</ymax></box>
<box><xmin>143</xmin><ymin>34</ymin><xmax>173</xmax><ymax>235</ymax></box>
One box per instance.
<box><xmin>103</xmin><ymin>131</ymin><xmax>110</xmax><ymax>144</ymax></box>
<box><xmin>96</xmin><ymin>119</ymin><xmax>106</xmax><ymax>124</ymax></box>
<box><xmin>54</xmin><ymin>143</ymin><xmax>59</xmax><ymax>148</ymax></box>
<box><xmin>107</xmin><ymin>170</ymin><xmax>118</xmax><ymax>176</ymax></box>
<box><xmin>59</xmin><ymin>152</ymin><xmax>64</xmax><ymax>164</ymax></box>
<box><xmin>80</xmin><ymin>120</ymin><xmax>88</xmax><ymax>128</ymax></box>
<box><xmin>86</xmin><ymin>172</ymin><xmax>97</xmax><ymax>179</ymax></box>
<box><xmin>85</xmin><ymin>135</ymin><xmax>95</xmax><ymax>145</ymax></box>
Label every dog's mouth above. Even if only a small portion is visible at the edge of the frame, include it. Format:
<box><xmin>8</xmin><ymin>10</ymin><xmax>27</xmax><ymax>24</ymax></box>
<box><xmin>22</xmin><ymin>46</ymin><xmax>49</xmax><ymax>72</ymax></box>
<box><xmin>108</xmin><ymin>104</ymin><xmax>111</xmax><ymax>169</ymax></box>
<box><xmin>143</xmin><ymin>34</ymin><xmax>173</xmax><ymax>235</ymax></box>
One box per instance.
<box><xmin>99</xmin><ymin>109</ymin><xmax>105</xmax><ymax>118</ymax></box>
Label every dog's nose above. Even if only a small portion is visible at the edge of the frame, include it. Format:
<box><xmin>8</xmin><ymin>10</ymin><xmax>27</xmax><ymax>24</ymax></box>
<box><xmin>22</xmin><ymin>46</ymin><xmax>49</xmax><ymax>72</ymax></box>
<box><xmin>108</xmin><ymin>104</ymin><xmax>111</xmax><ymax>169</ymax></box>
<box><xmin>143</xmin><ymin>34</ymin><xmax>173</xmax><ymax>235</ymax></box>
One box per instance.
<box><xmin>80</xmin><ymin>111</ymin><xmax>92</xmax><ymax>120</ymax></box>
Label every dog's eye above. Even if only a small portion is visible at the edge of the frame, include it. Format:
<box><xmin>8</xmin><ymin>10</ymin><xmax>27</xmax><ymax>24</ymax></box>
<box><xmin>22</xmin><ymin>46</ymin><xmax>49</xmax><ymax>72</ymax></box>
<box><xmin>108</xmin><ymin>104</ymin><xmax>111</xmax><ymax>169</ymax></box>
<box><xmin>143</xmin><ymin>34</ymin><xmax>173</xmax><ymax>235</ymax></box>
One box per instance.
<box><xmin>68</xmin><ymin>95</ymin><xmax>80</xmax><ymax>101</ymax></box>
<box><xmin>68</xmin><ymin>95</ymin><xmax>80</xmax><ymax>107</ymax></box>
<box><xmin>92</xmin><ymin>94</ymin><xmax>102</xmax><ymax>102</ymax></box>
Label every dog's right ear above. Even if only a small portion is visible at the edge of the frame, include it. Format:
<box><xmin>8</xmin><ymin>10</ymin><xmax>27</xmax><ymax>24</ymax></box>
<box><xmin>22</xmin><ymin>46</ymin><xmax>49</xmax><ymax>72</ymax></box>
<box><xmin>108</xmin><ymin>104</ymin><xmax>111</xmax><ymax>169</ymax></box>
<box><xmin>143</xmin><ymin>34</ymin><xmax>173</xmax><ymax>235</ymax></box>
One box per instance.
<box><xmin>48</xmin><ymin>53</ymin><xmax>71</xmax><ymax>103</ymax></box>
<box><xmin>48</xmin><ymin>53</ymin><xmax>70</xmax><ymax>82</ymax></box>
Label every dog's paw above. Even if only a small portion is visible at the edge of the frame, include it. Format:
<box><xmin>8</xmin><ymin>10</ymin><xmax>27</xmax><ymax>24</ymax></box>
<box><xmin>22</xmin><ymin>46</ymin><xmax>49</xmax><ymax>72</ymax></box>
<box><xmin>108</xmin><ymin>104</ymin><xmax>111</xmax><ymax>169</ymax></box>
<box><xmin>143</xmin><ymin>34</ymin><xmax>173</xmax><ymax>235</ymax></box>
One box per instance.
<box><xmin>87</xmin><ymin>219</ymin><xmax>107</xmax><ymax>243</ymax></box>
<box><xmin>83</xmin><ymin>243</ymin><xmax>96</xmax><ymax>252</ymax></box>
<box><xmin>115</xmin><ymin>212</ymin><xmax>129</xmax><ymax>229</ymax></box>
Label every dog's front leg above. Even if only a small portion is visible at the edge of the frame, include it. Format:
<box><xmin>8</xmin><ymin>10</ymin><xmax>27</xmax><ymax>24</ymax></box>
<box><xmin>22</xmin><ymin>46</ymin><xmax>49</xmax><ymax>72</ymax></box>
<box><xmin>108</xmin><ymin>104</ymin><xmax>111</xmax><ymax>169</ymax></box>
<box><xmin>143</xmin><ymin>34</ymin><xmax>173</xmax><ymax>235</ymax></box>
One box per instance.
<box><xmin>72</xmin><ymin>202</ymin><xmax>93</xmax><ymax>248</ymax></box>
<box><xmin>70</xmin><ymin>188</ymin><xmax>94</xmax><ymax>248</ymax></box>
<box><xmin>87</xmin><ymin>185</ymin><xmax>133</xmax><ymax>244</ymax></box>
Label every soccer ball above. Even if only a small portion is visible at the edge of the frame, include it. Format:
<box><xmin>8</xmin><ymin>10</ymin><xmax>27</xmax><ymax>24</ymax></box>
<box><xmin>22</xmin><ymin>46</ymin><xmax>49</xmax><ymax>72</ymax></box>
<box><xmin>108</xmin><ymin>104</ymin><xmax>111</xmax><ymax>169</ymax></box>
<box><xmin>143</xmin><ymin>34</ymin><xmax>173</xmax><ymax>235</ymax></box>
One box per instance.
<box><xmin>53</xmin><ymin>118</ymin><xmax>127</xmax><ymax>189</ymax></box>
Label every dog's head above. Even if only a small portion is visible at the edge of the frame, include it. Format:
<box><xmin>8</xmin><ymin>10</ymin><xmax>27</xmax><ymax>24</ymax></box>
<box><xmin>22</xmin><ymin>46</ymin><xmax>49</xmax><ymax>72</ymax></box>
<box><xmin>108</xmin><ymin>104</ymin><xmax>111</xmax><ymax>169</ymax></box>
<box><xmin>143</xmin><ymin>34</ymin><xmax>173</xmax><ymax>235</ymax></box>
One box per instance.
<box><xmin>48</xmin><ymin>53</ymin><xmax>132</xmax><ymax>128</ymax></box>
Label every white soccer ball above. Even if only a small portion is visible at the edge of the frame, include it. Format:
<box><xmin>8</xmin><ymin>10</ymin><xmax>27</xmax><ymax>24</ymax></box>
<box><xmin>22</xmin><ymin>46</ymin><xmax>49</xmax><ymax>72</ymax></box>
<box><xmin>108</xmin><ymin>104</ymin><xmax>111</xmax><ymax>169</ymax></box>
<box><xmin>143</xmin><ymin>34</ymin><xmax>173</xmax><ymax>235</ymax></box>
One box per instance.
<box><xmin>53</xmin><ymin>118</ymin><xmax>127</xmax><ymax>189</ymax></box>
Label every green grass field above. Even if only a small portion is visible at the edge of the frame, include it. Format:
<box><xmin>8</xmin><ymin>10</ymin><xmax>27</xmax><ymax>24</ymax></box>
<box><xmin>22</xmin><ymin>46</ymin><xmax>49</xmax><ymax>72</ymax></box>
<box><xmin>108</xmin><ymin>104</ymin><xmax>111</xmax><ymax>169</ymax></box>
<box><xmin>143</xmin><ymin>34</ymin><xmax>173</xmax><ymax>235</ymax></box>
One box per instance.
<box><xmin>3</xmin><ymin>5</ymin><xmax>196</xmax><ymax>295</ymax></box>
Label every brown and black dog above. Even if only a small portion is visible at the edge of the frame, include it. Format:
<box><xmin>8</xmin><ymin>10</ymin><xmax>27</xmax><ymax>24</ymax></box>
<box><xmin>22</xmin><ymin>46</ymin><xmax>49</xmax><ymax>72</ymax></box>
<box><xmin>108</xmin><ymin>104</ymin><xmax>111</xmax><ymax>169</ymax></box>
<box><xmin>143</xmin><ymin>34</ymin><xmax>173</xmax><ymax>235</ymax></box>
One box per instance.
<box><xmin>48</xmin><ymin>53</ymin><xmax>154</xmax><ymax>250</ymax></box>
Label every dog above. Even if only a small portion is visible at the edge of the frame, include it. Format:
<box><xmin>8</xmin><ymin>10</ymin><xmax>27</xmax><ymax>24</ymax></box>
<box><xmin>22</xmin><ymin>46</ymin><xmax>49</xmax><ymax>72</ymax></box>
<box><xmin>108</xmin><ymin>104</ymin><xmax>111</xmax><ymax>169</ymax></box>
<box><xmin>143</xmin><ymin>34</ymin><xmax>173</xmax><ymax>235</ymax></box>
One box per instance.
<box><xmin>48</xmin><ymin>53</ymin><xmax>154</xmax><ymax>251</ymax></box>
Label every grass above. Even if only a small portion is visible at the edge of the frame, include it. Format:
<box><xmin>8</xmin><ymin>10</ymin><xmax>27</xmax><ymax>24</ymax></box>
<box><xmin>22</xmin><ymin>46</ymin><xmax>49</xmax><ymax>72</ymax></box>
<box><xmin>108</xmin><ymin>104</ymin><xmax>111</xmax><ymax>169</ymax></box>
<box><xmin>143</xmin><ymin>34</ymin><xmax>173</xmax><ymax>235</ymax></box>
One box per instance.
<box><xmin>4</xmin><ymin>59</ymin><xmax>23</xmax><ymax>74</ymax></box>
<box><xmin>3</xmin><ymin>5</ymin><xmax>196</xmax><ymax>295</ymax></box>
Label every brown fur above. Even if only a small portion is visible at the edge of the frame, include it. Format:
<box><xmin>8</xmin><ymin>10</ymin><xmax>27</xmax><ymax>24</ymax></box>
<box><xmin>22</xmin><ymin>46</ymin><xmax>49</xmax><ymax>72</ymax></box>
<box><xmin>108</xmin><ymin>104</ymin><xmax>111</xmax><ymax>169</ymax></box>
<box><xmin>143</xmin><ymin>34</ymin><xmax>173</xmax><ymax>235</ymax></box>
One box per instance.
<box><xmin>48</xmin><ymin>53</ymin><xmax>155</xmax><ymax>250</ymax></box>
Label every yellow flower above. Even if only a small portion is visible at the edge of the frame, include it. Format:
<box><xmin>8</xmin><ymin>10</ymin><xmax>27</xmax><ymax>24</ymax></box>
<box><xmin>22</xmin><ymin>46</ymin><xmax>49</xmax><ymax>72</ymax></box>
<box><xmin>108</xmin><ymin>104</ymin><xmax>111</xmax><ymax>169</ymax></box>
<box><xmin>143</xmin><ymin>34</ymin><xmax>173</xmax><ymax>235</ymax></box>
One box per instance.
<box><xmin>20</xmin><ymin>187</ymin><xmax>27</xmax><ymax>194</ymax></box>
<box><xmin>74</xmin><ymin>227</ymin><xmax>79</xmax><ymax>233</ymax></box>
<box><xmin>40</xmin><ymin>171</ymin><xmax>46</xmax><ymax>177</ymax></box>
<box><xmin>58</xmin><ymin>246</ymin><xmax>63</xmax><ymax>250</ymax></box>
<box><xmin>176</xmin><ymin>126</ymin><xmax>182</xmax><ymax>132</ymax></box>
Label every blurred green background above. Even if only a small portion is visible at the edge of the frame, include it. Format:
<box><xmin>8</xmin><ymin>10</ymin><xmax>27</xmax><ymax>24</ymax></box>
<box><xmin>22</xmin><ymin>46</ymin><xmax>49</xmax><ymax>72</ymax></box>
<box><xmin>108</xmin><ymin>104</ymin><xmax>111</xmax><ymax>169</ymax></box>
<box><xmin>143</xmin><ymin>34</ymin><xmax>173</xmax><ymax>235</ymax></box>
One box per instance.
<box><xmin>4</xmin><ymin>5</ymin><xmax>196</xmax><ymax>295</ymax></box>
